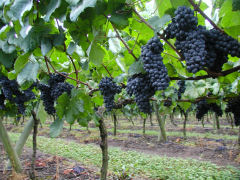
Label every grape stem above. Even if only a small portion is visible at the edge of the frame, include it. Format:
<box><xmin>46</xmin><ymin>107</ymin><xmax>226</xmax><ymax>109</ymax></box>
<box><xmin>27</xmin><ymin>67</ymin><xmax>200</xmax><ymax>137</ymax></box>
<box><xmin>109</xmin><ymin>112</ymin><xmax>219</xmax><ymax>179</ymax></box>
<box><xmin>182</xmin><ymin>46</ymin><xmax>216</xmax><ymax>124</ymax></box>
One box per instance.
<box><xmin>68</xmin><ymin>54</ymin><xmax>79</xmax><ymax>87</ymax></box>
<box><xmin>188</xmin><ymin>0</ymin><xmax>225</xmax><ymax>34</ymax></box>
<box><xmin>170</xmin><ymin>65</ymin><xmax>240</xmax><ymax>80</ymax></box>
<box><xmin>44</xmin><ymin>58</ymin><xmax>51</xmax><ymax>74</ymax></box>
<box><xmin>131</xmin><ymin>8</ymin><xmax>185</xmax><ymax>60</ymax></box>
<box><xmin>55</xmin><ymin>19</ymin><xmax>80</xmax><ymax>87</ymax></box>
<box><xmin>102</xmin><ymin>64</ymin><xmax>113</xmax><ymax>79</ymax></box>
<box><xmin>44</xmin><ymin>56</ymin><xmax>92</xmax><ymax>90</ymax></box>
<box><xmin>110</xmin><ymin>21</ymin><xmax>138</xmax><ymax>61</ymax></box>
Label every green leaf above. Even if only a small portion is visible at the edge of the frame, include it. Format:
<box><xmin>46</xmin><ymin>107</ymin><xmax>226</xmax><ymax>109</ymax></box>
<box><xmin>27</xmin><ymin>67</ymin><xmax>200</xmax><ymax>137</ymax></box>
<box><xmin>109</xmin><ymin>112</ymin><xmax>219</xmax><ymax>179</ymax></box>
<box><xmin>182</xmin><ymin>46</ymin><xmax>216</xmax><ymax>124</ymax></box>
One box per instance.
<box><xmin>65</xmin><ymin>0</ymin><xmax>80</xmax><ymax>6</ymax></box>
<box><xmin>184</xmin><ymin>81</ymin><xmax>199</xmax><ymax>100</ymax></box>
<box><xmin>116</xmin><ymin>56</ymin><xmax>126</xmax><ymax>72</ymax></box>
<box><xmin>148</xmin><ymin>15</ymin><xmax>171</xmax><ymax>31</ymax></box>
<box><xmin>37</xmin><ymin>101</ymin><xmax>48</xmax><ymax>124</ymax></box>
<box><xmin>67</xmin><ymin>42</ymin><xmax>76</xmax><ymax>55</ymax></box>
<box><xmin>17</xmin><ymin>60</ymin><xmax>39</xmax><ymax>86</ymax></box>
<box><xmin>44</xmin><ymin>0</ymin><xmax>61</xmax><ymax>22</ymax></box>
<box><xmin>70</xmin><ymin>0</ymin><xmax>97</xmax><ymax>21</ymax></box>
<box><xmin>109</xmin><ymin>13</ymin><xmax>131</xmax><ymax>29</ymax></box>
<box><xmin>232</xmin><ymin>0</ymin><xmax>240</xmax><ymax>11</ymax></box>
<box><xmin>50</xmin><ymin>117</ymin><xmax>64</xmax><ymax>138</ymax></box>
<box><xmin>41</xmin><ymin>38</ymin><xmax>52</xmax><ymax>56</ymax></box>
<box><xmin>14</xmin><ymin>52</ymin><xmax>31</xmax><ymax>74</ymax></box>
<box><xmin>128</xmin><ymin>61</ymin><xmax>145</xmax><ymax>76</ymax></box>
<box><xmin>108</xmin><ymin>30</ymin><xmax>121</xmax><ymax>53</ymax></box>
<box><xmin>0</xmin><ymin>50</ymin><xmax>17</xmax><ymax>68</ymax></box>
<box><xmin>7</xmin><ymin>0</ymin><xmax>33</xmax><ymax>23</ymax></box>
<box><xmin>88</xmin><ymin>42</ymin><xmax>106</xmax><ymax>65</ymax></box>
<box><xmin>177</xmin><ymin>102</ymin><xmax>191</xmax><ymax>112</ymax></box>
<box><xmin>56</xmin><ymin>93</ymin><xmax>70</xmax><ymax>119</ymax></box>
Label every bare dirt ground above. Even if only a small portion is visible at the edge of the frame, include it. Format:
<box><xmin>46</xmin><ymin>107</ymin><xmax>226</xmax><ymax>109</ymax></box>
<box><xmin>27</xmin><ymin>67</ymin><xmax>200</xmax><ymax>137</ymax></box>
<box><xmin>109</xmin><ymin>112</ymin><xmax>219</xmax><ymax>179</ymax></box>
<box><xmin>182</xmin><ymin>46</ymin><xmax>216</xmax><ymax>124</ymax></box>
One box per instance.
<box><xmin>0</xmin><ymin>143</ymin><xmax>100</xmax><ymax>180</ymax></box>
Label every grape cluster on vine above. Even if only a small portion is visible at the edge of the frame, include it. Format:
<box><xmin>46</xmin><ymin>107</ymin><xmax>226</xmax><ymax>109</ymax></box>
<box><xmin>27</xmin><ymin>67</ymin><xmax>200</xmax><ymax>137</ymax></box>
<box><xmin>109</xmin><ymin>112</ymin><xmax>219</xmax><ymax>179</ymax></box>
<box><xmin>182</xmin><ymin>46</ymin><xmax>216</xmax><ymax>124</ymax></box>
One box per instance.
<box><xmin>141</xmin><ymin>37</ymin><xmax>170</xmax><ymax>91</ymax></box>
<box><xmin>0</xmin><ymin>76</ymin><xmax>36</xmax><ymax>114</ymax></box>
<box><xmin>99</xmin><ymin>77</ymin><xmax>122</xmax><ymax>111</ymax></box>
<box><xmin>196</xmin><ymin>99</ymin><xmax>222</xmax><ymax>120</ymax></box>
<box><xmin>164</xmin><ymin>6</ymin><xmax>240</xmax><ymax>73</ymax></box>
<box><xmin>38</xmin><ymin>73</ymin><xmax>74</xmax><ymax>115</ymax></box>
<box><xmin>177</xmin><ymin>80</ymin><xmax>186</xmax><ymax>99</ymax></box>
<box><xmin>126</xmin><ymin>74</ymin><xmax>155</xmax><ymax>114</ymax></box>
<box><xmin>164</xmin><ymin>97</ymin><xmax>172</xmax><ymax>107</ymax></box>
<box><xmin>225</xmin><ymin>99</ymin><xmax>240</xmax><ymax>126</ymax></box>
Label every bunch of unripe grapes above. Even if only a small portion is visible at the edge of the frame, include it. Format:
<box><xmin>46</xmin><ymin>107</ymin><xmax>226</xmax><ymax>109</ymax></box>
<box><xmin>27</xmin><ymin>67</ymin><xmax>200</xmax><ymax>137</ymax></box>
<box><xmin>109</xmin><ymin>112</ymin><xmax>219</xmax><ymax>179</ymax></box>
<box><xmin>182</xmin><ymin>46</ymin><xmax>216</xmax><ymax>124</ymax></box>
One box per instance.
<box><xmin>196</xmin><ymin>99</ymin><xmax>222</xmax><ymax>120</ymax></box>
<box><xmin>126</xmin><ymin>74</ymin><xmax>155</xmax><ymax>114</ymax></box>
<box><xmin>225</xmin><ymin>99</ymin><xmax>240</xmax><ymax>126</ymax></box>
<box><xmin>99</xmin><ymin>77</ymin><xmax>122</xmax><ymax>111</ymax></box>
<box><xmin>0</xmin><ymin>76</ymin><xmax>36</xmax><ymax>114</ymax></box>
<box><xmin>165</xmin><ymin>6</ymin><xmax>240</xmax><ymax>73</ymax></box>
<box><xmin>38</xmin><ymin>73</ymin><xmax>74</xmax><ymax>115</ymax></box>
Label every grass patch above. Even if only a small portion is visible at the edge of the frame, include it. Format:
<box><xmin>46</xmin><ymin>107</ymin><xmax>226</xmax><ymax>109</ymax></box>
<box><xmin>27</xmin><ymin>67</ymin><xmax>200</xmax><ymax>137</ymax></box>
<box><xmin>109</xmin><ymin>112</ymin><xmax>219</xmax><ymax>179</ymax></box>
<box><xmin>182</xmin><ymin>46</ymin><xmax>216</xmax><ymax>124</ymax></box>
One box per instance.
<box><xmin>96</xmin><ymin>128</ymin><xmax>238</xmax><ymax>141</ymax></box>
<box><xmin>8</xmin><ymin>132</ymin><xmax>240</xmax><ymax>180</ymax></box>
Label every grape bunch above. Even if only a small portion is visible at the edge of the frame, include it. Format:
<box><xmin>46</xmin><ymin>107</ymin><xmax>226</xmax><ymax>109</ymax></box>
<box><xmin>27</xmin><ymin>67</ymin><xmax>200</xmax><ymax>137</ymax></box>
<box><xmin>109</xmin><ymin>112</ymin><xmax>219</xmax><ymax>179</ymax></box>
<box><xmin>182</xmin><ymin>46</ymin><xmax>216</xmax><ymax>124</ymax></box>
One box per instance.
<box><xmin>99</xmin><ymin>77</ymin><xmax>122</xmax><ymax>111</ymax></box>
<box><xmin>38</xmin><ymin>73</ymin><xmax>74</xmax><ymax>115</ymax></box>
<box><xmin>196</xmin><ymin>100</ymin><xmax>209</xmax><ymax>120</ymax></box>
<box><xmin>196</xmin><ymin>99</ymin><xmax>222</xmax><ymax>120</ymax></box>
<box><xmin>225</xmin><ymin>99</ymin><xmax>240</xmax><ymax>126</ymax></box>
<box><xmin>177</xmin><ymin>80</ymin><xmax>186</xmax><ymax>99</ymax></box>
<box><xmin>165</xmin><ymin>6</ymin><xmax>197</xmax><ymax>40</ymax></box>
<box><xmin>0</xmin><ymin>94</ymin><xmax>5</xmax><ymax>110</ymax></box>
<box><xmin>0</xmin><ymin>76</ymin><xmax>36</xmax><ymax>114</ymax></box>
<box><xmin>164</xmin><ymin>6</ymin><xmax>240</xmax><ymax>73</ymax></box>
<box><xmin>37</xmin><ymin>83</ymin><xmax>55</xmax><ymax>115</ymax></box>
<box><xmin>164</xmin><ymin>97</ymin><xmax>172</xmax><ymax>107</ymax></box>
<box><xmin>126</xmin><ymin>74</ymin><xmax>155</xmax><ymax>113</ymax></box>
<box><xmin>140</xmin><ymin>37</ymin><xmax>170</xmax><ymax>91</ymax></box>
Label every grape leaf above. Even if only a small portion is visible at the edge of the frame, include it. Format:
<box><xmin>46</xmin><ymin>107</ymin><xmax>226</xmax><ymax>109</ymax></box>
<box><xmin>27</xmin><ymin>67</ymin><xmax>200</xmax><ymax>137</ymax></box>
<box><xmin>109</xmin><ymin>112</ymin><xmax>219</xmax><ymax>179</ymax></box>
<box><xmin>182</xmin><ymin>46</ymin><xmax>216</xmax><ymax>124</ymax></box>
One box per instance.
<box><xmin>0</xmin><ymin>50</ymin><xmax>17</xmax><ymax>68</ymax></box>
<box><xmin>14</xmin><ymin>52</ymin><xmax>31</xmax><ymax>74</ymax></box>
<box><xmin>17</xmin><ymin>60</ymin><xmax>39</xmax><ymax>86</ymax></box>
<box><xmin>128</xmin><ymin>61</ymin><xmax>145</xmax><ymax>76</ymax></box>
<box><xmin>44</xmin><ymin>0</ymin><xmax>61</xmax><ymax>22</ymax></box>
<box><xmin>233</xmin><ymin>0</ymin><xmax>240</xmax><ymax>11</ymax></box>
<box><xmin>7</xmin><ymin>0</ymin><xmax>33</xmax><ymax>23</ymax></box>
<box><xmin>148</xmin><ymin>15</ymin><xmax>171</xmax><ymax>31</ymax></box>
<box><xmin>88</xmin><ymin>42</ymin><xmax>106</xmax><ymax>65</ymax></box>
<box><xmin>70</xmin><ymin>0</ymin><xmax>97</xmax><ymax>21</ymax></box>
<box><xmin>50</xmin><ymin>117</ymin><xmax>64</xmax><ymax>138</ymax></box>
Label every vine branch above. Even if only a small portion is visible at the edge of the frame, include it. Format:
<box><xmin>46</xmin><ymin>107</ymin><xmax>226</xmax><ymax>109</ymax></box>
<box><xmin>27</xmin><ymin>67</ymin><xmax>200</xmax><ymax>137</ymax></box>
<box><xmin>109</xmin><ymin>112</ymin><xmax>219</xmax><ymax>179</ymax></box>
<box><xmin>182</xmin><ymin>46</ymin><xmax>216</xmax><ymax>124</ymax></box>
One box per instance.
<box><xmin>111</xmin><ymin>22</ymin><xmax>138</xmax><ymax>61</ymax></box>
<box><xmin>170</xmin><ymin>65</ymin><xmax>240</xmax><ymax>81</ymax></box>
<box><xmin>44</xmin><ymin>56</ymin><xmax>92</xmax><ymax>90</ymax></box>
<box><xmin>102</xmin><ymin>64</ymin><xmax>113</xmax><ymax>78</ymax></box>
<box><xmin>188</xmin><ymin>0</ymin><xmax>225</xmax><ymax>34</ymax></box>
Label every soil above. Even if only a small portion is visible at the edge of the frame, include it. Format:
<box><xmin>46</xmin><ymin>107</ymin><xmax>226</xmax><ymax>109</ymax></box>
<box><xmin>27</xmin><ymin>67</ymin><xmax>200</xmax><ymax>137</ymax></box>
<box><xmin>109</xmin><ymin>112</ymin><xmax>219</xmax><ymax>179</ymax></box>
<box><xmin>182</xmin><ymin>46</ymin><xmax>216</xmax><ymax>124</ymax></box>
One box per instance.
<box><xmin>0</xmin><ymin>143</ymin><xmax>100</xmax><ymax>180</ymax></box>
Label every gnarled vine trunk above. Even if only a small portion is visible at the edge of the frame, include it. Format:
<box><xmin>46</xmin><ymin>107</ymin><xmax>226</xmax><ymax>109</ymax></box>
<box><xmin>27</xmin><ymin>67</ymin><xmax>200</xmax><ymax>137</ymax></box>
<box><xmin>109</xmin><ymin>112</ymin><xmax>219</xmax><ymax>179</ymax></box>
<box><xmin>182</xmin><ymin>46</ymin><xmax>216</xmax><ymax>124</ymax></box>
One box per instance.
<box><xmin>98</xmin><ymin>118</ymin><xmax>108</xmax><ymax>180</ymax></box>
<box><xmin>113</xmin><ymin>113</ymin><xmax>117</xmax><ymax>136</ymax></box>
<box><xmin>154</xmin><ymin>102</ymin><xmax>167</xmax><ymax>142</ymax></box>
